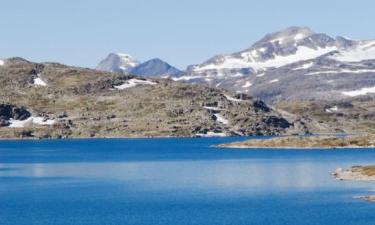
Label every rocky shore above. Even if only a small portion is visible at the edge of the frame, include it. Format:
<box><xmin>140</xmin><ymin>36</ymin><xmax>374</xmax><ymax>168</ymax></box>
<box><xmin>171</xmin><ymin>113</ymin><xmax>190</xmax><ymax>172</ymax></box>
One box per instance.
<box><xmin>333</xmin><ymin>166</ymin><xmax>375</xmax><ymax>202</ymax></box>
<box><xmin>217</xmin><ymin>134</ymin><xmax>375</xmax><ymax>149</ymax></box>
<box><xmin>333</xmin><ymin>166</ymin><xmax>375</xmax><ymax>181</ymax></box>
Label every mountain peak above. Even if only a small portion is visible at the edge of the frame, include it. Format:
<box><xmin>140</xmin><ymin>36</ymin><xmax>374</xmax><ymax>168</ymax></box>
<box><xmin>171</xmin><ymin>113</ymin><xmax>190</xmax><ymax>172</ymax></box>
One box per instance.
<box><xmin>96</xmin><ymin>53</ymin><xmax>140</xmax><ymax>73</ymax></box>
<box><xmin>253</xmin><ymin>26</ymin><xmax>315</xmax><ymax>47</ymax></box>
<box><xmin>130</xmin><ymin>58</ymin><xmax>182</xmax><ymax>77</ymax></box>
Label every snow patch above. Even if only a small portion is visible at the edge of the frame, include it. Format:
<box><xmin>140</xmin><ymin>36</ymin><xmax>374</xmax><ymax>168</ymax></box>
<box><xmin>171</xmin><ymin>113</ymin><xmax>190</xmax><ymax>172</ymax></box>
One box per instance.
<box><xmin>269</xmin><ymin>79</ymin><xmax>279</xmax><ymax>83</ymax></box>
<box><xmin>8</xmin><ymin>118</ymin><xmax>33</xmax><ymax>128</ymax></box>
<box><xmin>325</xmin><ymin>106</ymin><xmax>338</xmax><ymax>113</ymax></box>
<box><xmin>242</xmin><ymin>81</ymin><xmax>252</xmax><ymax>88</ymax></box>
<box><xmin>294</xmin><ymin>33</ymin><xmax>307</xmax><ymax>41</ymax></box>
<box><xmin>203</xmin><ymin>106</ymin><xmax>222</xmax><ymax>111</ymax></box>
<box><xmin>0</xmin><ymin>60</ymin><xmax>4</xmax><ymax>66</ymax></box>
<box><xmin>32</xmin><ymin>117</ymin><xmax>56</xmax><ymax>125</ymax></box>
<box><xmin>196</xmin><ymin>132</ymin><xmax>227</xmax><ymax>137</ymax></box>
<box><xmin>114</xmin><ymin>79</ymin><xmax>156</xmax><ymax>90</ymax></box>
<box><xmin>331</xmin><ymin>41</ymin><xmax>375</xmax><ymax>62</ymax></box>
<box><xmin>8</xmin><ymin>117</ymin><xmax>55</xmax><ymax>128</ymax></box>
<box><xmin>292</xmin><ymin>62</ymin><xmax>314</xmax><ymax>70</ymax></box>
<box><xmin>342</xmin><ymin>86</ymin><xmax>375</xmax><ymax>97</ymax></box>
<box><xmin>214</xmin><ymin>113</ymin><xmax>229</xmax><ymax>125</ymax></box>
<box><xmin>224</xmin><ymin>94</ymin><xmax>243</xmax><ymax>102</ymax></box>
<box><xmin>34</xmin><ymin>76</ymin><xmax>47</xmax><ymax>86</ymax></box>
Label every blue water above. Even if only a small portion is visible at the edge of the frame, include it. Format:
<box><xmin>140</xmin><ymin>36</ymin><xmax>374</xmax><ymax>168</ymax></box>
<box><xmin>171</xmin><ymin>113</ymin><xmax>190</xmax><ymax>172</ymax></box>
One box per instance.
<box><xmin>1</xmin><ymin>137</ymin><xmax>375</xmax><ymax>225</ymax></box>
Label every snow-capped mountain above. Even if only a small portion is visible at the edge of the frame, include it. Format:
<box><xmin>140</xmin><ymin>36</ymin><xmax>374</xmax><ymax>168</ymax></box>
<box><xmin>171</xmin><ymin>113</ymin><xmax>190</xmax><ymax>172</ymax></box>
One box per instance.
<box><xmin>130</xmin><ymin>58</ymin><xmax>182</xmax><ymax>77</ymax></box>
<box><xmin>96</xmin><ymin>53</ymin><xmax>140</xmax><ymax>73</ymax></box>
<box><xmin>178</xmin><ymin>27</ymin><xmax>375</xmax><ymax>102</ymax></box>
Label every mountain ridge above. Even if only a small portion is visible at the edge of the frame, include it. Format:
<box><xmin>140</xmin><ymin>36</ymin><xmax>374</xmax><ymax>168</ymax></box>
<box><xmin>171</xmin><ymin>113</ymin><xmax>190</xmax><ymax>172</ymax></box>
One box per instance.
<box><xmin>174</xmin><ymin>26</ymin><xmax>375</xmax><ymax>102</ymax></box>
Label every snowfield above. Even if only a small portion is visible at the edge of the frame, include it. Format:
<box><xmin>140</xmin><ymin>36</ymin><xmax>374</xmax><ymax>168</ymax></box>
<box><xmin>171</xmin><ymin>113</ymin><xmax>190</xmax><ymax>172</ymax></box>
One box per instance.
<box><xmin>331</xmin><ymin>41</ymin><xmax>375</xmax><ymax>62</ymax></box>
<box><xmin>193</xmin><ymin>46</ymin><xmax>337</xmax><ymax>72</ymax></box>
<box><xmin>114</xmin><ymin>79</ymin><xmax>156</xmax><ymax>90</ymax></box>
<box><xmin>0</xmin><ymin>60</ymin><xmax>4</xmax><ymax>66</ymax></box>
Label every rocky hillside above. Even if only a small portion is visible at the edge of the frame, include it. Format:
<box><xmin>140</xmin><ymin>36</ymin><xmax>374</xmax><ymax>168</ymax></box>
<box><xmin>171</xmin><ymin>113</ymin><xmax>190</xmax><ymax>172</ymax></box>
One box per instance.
<box><xmin>0</xmin><ymin>57</ymin><xmax>299</xmax><ymax>139</ymax></box>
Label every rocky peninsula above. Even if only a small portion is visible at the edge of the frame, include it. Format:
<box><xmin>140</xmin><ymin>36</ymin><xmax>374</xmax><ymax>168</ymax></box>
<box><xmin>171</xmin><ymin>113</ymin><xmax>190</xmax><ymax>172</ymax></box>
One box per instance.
<box><xmin>217</xmin><ymin>134</ymin><xmax>375</xmax><ymax>149</ymax></box>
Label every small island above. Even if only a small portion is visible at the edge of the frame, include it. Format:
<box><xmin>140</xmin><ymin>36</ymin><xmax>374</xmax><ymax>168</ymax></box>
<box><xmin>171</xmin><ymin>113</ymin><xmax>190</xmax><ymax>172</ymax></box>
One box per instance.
<box><xmin>217</xmin><ymin>134</ymin><xmax>375</xmax><ymax>149</ymax></box>
<box><xmin>334</xmin><ymin>166</ymin><xmax>375</xmax><ymax>202</ymax></box>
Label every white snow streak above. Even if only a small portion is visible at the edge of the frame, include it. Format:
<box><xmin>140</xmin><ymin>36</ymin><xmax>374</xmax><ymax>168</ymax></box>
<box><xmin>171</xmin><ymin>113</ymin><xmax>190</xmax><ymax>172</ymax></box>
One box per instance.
<box><xmin>292</xmin><ymin>62</ymin><xmax>314</xmax><ymax>70</ymax></box>
<box><xmin>8</xmin><ymin>117</ymin><xmax>55</xmax><ymax>128</ymax></box>
<box><xmin>172</xmin><ymin>75</ymin><xmax>205</xmax><ymax>81</ymax></box>
<box><xmin>203</xmin><ymin>106</ymin><xmax>222</xmax><ymax>111</ymax></box>
<box><xmin>224</xmin><ymin>94</ymin><xmax>243</xmax><ymax>102</ymax></box>
<box><xmin>196</xmin><ymin>132</ymin><xmax>227</xmax><ymax>137</ymax></box>
<box><xmin>114</xmin><ymin>79</ymin><xmax>156</xmax><ymax>90</ymax></box>
<box><xmin>305</xmin><ymin>69</ymin><xmax>375</xmax><ymax>76</ymax></box>
<box><xmin>342</xmin><ymin>87</ymin><xmax>375</xmax><ymax>97</ymax></box>
<box><xmin>269</xmin><ymin>79</ymin><xmax>279</xmax><ymax>83</ymax></box>
<box><xmin>193</xmin><ymin>46</ymin><xmax>337</xmax><ymax>72</ymax></box>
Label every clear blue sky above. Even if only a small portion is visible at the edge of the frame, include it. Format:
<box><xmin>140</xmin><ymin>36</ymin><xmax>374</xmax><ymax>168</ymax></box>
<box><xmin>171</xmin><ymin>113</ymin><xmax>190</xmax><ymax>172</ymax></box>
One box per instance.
<box><xmin>0</xmin><ymin>0</ymin><xmax>374</xmax><ymax>69</ymax></box>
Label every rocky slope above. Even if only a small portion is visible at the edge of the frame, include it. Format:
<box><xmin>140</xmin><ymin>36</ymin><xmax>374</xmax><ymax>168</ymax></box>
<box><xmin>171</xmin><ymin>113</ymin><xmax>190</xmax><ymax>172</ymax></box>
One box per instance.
<box><xmin>177</xmin><ymin>26</ymin><xmax>375</xmax><ymax>102</ymax></box>
<box><xmin>0</xmin><ymin>57</ymin><xmax>299</xmax><ymax>139</ymax></box>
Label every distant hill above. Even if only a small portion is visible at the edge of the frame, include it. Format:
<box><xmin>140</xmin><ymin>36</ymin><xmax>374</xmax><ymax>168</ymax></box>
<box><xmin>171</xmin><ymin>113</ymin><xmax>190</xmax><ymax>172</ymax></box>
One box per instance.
<box><xmin>0</xmin><ymin>57</ymin><xmax>295</xmax><ymax>139</ymax></box>
<box><xmin>130</xmin><ymin>58</ymin><xmax>182</xmax><ymax>77</ymax></box>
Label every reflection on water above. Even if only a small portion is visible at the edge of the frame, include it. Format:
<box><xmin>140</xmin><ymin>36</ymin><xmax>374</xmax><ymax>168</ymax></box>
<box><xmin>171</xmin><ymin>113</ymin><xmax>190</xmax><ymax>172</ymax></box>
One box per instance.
<box><xmin>0</xmin><ymin>159</ymin><xmax>371</xmax><ymax>192</ymax></box>
<box><xmin>1</xmin><ymin>138</ymin><xmax>375</xmax><ymax>225</ymax></box>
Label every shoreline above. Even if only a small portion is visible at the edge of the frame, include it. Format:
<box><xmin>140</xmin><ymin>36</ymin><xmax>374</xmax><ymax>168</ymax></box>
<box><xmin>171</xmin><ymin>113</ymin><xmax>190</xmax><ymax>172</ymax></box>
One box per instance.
<box><xmin>333</xmin><ymin>166</ymin><xmax>375</xmax><ymax>202</ymax></box>
<box><xmin>0</xmin><ymin>134</ymin><xmax>249</xmax><ymax>141</ymax></box>
<box><xmin>217</xmin><ymin>145</ymin><xmax>375</xmax><ymax>149</ymax></box>
<box><xmin>217</xmin><ymin>134</ymin><xmax>375</xmax><ymax>150</ymax></box>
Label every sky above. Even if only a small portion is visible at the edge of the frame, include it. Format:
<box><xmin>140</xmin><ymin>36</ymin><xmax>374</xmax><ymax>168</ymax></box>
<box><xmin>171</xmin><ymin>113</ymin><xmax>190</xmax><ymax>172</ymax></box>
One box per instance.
<box><xmin>0</xmin><ymin>0</ymin><xmax>375</xmax><ymax>69</ymax></box>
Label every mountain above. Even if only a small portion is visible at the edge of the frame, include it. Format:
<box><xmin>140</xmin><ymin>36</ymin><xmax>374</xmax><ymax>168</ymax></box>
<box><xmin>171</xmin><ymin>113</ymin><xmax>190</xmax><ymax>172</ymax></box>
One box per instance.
<box><xmin>130</xmin><ymin>58</ymin><xmax>182</xmax><ymax>77</ymax></box>
<box><xmin>96</xmin><ymin>53</ymin><xmax>140</xmax><ymax>73</ymax></box>
<box><xmin>177</xmin><ymin>26</ymin><xmax>375</xmax><ymax>102</ymax></box>
<box><xmin>0</xmin><ymin>57</ymin><xmax>299</xmax><ymax>139</ymax></box>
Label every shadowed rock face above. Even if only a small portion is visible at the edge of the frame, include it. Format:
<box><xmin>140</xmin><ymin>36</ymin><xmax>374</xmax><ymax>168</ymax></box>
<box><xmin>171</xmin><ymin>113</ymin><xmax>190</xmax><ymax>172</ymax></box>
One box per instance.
<box><xmin>0</xmin><ymin>104</ymin><xmax>31</xmax><ymax>126</ymax></box>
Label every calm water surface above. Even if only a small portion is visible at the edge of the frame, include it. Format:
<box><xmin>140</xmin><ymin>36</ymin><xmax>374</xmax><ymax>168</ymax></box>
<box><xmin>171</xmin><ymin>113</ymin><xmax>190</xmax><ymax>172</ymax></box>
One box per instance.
<box><xmin>1</xmin><ymin>137</ymin><xmax>375</xmax><ymax>225</ymax></box>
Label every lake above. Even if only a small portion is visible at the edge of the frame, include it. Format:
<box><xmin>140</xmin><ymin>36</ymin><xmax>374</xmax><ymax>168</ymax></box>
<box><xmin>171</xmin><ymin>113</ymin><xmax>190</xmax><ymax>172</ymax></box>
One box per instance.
<box><xmin>1</xmin><ymin>137</ymin><xmax>375</xmax><ymax>225</ymax></box>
